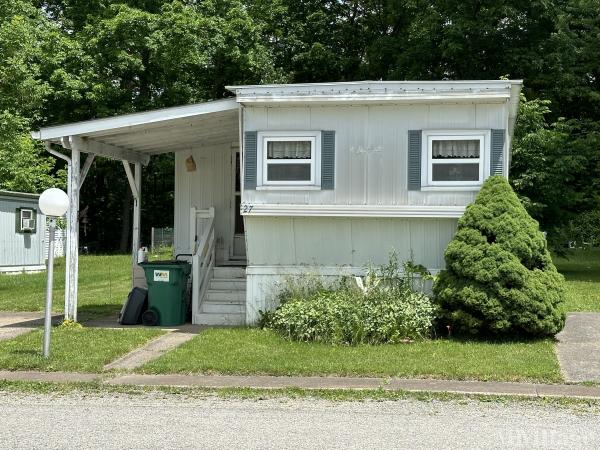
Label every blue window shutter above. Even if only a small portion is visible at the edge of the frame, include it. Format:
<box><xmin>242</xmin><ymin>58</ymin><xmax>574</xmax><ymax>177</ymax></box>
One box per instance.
<box><xmin>14</xmin><ymin>208</ymin><xmax>20</xmax><ymax>233</ymax></box>
<box><xmin>321</xmin><ymin>130</ymin><xmax>335</xmax><ymax>189</ymax></box>
<box><xmin>490</xmin><ymin>129</ymin><xmax>505</xmax><ymax>176</ymax></box>
<box><xmin>407</xmin><ymin>130</ymin><xmax>422</xmax><ymax>191</ymax></box>
<box><xmin>244</xmin><ymin>131</ymin><xmax>257</xmax><ymax>190</ymax></box>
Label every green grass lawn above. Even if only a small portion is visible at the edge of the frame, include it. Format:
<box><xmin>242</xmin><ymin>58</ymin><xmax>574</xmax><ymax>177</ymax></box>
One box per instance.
<box><xmin>0</xmin><ymin>255</ymin><xmax>131</xmax><ymax>318</ymax></box>
<box><xmin>140</xmin><ymin>328</ymin><xmax>562</xmax><ymax>383</ymax></box>
<box><xmin>0</xmin><ymin>248</ymin><xmax>173</xmax><ymax>318</ymax></box>
<box><xmin>0</xmin><ymin>326</ymin><xmax>164</xmax><ymax>372</ymax></box>
<box><xmin>554</xmin><ymin>249</ymin><xmax>600</xmax><ymax>312</ymax></box>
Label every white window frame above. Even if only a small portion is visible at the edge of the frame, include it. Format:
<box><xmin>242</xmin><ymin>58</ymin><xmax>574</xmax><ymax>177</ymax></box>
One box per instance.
<box><xmin>257</xmin><ymin>131</ymin><xmax>321</xmax><ymax>189</ymax></box>
<box><xmin>421</xmin><ymin>130</ymin><xmax>490</xmax><ymax>189</ymax></box>
<box><xmin>20</xmin><ymin>209</ymin><xmax>35</xmax><ymax>231</ymax></box>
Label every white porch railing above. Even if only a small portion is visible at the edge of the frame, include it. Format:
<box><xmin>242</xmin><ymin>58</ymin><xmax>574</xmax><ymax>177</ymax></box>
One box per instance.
<box><xmin>190</xmin><ymin>207</ymin><xmax>215</xmax><ymax>323</ymax></box>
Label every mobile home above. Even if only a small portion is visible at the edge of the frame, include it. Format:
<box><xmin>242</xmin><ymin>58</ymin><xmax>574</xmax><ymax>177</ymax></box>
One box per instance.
<box><xmin>32</xmin><ymin>80</ymin><xmax>522</xmax><ymax>324</ymax></box>
<box><xmin>0</xmin><ymin>190</ymin><xmax>45</xmax><ymax>273</ymax></box>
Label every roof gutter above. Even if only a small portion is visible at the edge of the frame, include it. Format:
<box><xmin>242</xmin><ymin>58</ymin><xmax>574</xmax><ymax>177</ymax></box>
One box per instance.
<box><xmin>44</xmin><ymin>141</ymin><xmax>71</xmax><ymax>165</ymax></box>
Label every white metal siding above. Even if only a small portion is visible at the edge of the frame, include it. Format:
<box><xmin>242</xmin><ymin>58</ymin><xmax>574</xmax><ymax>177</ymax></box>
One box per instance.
<box><xmin>245</xmin><ymin>216</ymin><xmax>456</xmax><ymax>269</ymax></box>
<box><xmin>174</xmin><ymin>142</ymin><xmax>237</xmax><ymax>263</ymax></box>
<box><xmin>243</xmin><ymin>102</ymin><xmax>508</xmax><ymax>207</ymax></box>
<box><xmin>0</xmin><ymin>198</ymin><xmax>45</xmax><ymax>268</ymax></box>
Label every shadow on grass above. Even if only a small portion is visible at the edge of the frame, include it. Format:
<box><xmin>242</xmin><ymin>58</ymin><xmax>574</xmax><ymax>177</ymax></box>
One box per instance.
<box><xmin>78</xmin><ymin>304</ymin><xmax>121</xmax><ymax>322</ymax></box>
<box><xmin>554</xmin><ymin>249</ymin><xmax>600</xmax><ymax>282</ymax></box>
<box><xmin>10</xmin><ymin>349</ymin><xmax>39</xmax><ymax>356</ymax></box>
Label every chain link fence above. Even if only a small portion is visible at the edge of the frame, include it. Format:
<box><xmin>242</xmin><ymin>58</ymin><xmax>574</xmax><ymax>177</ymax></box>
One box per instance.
<box><xmin>150</xmin><ymin>227</ymin><xmax>174</xmax><ymax>251</ymax></box>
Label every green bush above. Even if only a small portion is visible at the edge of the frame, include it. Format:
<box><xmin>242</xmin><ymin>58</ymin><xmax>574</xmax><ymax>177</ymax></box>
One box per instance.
<box><xmin>433</xmin><ymin>176</ymin><xmax>566</xmax><ymax>337</ymax></box>
<box><xmin>260</xmin><ymin>256</ymin><xmax>437</xmax><ymax>345</ymax></box>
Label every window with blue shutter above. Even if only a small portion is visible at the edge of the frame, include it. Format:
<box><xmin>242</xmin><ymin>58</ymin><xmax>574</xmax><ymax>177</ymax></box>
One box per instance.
<box><xmin>243</xmin><ymin>131</ymin><xmax>257</xmax><ymax>190</ymax></box>
<box><xmin>254</xmin><ymin>131</ymin><xmax>324</xmax><ymax>188</ymax></box>
<box><xmin>407</xmin><ymin>130</ymin><xmax>422</xmax><ymax>191</ymax></box>
<box><xmin>418</xmin><ymin>130</ymin><xmax>495</xmax><ymax>187</ymax></box>
<box><xmin>321</xmin><ymin>130</ymin><xmax>335</xmax><ymax>190</ymax></box>
<box><xmin>490</xmin><ymin>129</ymin><xmax>505</xmax><ymax>176</ymax></box>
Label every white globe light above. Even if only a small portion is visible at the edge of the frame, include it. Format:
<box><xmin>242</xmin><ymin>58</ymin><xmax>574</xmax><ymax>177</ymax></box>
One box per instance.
<box><xmin>39</xmin><ymin>188</ymin><xmax>69</xmax><ymax>217</ymax></box>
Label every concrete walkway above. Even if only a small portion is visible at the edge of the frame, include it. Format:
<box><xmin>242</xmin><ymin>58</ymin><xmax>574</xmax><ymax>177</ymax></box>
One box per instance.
<box><xmin>104</xmin><ymin>328</ymin><xmax>202</xmax><ymax>370</ymax></box>
<box><xmin>0</xmin><ymin>312</ymin><xmax>63</xmax><ymax>342</ymax></box>
<box><xmin>3</xmin><ymin>371</ymin><xmax>600</xmax><ymax>400</ymax></box>
<box><xmin>556</xmin><ymin>312</ymin><xmax>600</xmax><ymax>382</ymax></box>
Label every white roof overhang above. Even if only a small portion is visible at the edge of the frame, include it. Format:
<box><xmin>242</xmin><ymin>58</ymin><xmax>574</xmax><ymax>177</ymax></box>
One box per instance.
<box><xmin>227</xmin><ymin>79</ymin><xmax>523</xmax><ymax>145</ymax></box>
<box><xmin>227</xmin><ymin>80</ymin><xmax>522</xmax><ymax>104</ymax></box>
<box><xmin>31</xmin><ymin>98</ymin><xmax>239</xmax><ymax>165</ymax></box>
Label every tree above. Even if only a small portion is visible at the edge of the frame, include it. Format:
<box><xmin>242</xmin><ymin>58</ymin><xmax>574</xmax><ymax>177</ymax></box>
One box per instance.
<box><xmin>0</xmin><ymin>0</ymin><xmax>70</xmax><ymax>192</ymax></box>
<box><xmin>532</xmin><ymin>0</ymin><xmax>600</xmax><ymax>121</ymax></box>
<box><xmin>510</xmin><ymin>94</ymin><xmax>600</xmax><ymax>250</ymax></box>
<box><xmin>433</xmin><ymin>176</ymin><xmax>566</xmax><ymax>337</ymax></box>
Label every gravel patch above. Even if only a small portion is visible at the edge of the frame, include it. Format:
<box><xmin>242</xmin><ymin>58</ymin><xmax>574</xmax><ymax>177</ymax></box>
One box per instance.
<box><xmin>0</xmin><ymin>391</ymin><xmax>599</xmax><ymax>449</ymax></box>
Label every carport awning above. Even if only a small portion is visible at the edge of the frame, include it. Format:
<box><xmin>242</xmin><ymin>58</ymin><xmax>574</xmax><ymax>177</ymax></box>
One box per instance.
<box><xmin>31</xmin><ymin>98</ymin><xmax>239</xmax><ymax>164</ymax></box>
<box><xmin>30</xmin><ymin>97</ymin><xmax>240</xmax><ymax>322</ymax></box>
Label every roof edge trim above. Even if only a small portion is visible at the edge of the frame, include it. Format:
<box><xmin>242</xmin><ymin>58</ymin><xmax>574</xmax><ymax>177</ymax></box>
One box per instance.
<box><xmin>31</xmin><ymin>98</ymin><xmax>238</xmax><ymax>141</ymax></box>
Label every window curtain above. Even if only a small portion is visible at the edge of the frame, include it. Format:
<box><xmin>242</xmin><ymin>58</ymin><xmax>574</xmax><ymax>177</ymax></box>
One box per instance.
<box><xmin>432</xmin><ymin>139</ymin><xmax>480</xmax><ymax>159</ymax></box>
<box><xmin>267</xmin><ymin>141</ymin><xmax>311</xmax><ymax>159</ymax></box>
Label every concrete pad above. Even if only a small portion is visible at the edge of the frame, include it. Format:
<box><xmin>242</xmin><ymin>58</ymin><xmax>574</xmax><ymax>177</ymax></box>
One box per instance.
<box><xmin>103</xmin><ymin>331</ymin><xmax>200</xmax><ymax>371</ymax></box>
<box><xmin>0</xmin><ymin>312</ymin><xmax>43</xmax><ymax>327</ymax></box>
<box><xmin>556</xmin><ymin>313</ymin><xmax>600</xmax><ymax>382</ymax></box>
<box><xmin>0</xmin><ymin>312</ymin><xmax>63</xmax><ymax>328</ymax></box>
<box><xmin>0</xmin><ymin>327</ymin><xmax>35</xmax><ymax>342</ymax></box>
<box><xmin>0</xmin><ymin>370</ymin><xmax>100</xmax><ymax>383</ymax></box>
<box><xmin>107</xmin><ymin>374</ymin><xmax>384</xmax><ymax>390</ymax></box>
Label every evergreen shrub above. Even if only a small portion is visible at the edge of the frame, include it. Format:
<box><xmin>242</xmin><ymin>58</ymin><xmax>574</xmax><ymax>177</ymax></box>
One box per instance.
<box><xmin>433</xmin><ymin>176</ymin><xmax>566</xmax><ymax>337</ymax></box>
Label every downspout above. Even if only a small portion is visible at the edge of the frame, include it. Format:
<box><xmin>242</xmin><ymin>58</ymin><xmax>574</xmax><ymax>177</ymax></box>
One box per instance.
<box><xmin>44</xmin><ymin>141</ymin><xmax>72</xmax><ymax>319</ymax></box>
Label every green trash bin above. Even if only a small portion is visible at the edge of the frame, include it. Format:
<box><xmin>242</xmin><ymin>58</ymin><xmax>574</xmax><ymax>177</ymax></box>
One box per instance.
<box><xmin>139</xmin><ymin>260</ymin><xmax>191</xmax><ymax>326</ymax></box>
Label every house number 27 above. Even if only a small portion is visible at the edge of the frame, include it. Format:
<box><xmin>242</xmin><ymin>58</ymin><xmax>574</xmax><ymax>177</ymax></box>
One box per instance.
<box><xmin>241</xmin><ymin>203</ymin><xmax>254</xmax><ymax>213</ymax></box>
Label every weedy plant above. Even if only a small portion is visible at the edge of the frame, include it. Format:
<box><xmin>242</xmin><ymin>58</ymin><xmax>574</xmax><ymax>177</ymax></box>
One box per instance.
<box><xmin>260</xmin><ymin>254</ymin><xmax>437</xmax><ymax>345</ymax></box>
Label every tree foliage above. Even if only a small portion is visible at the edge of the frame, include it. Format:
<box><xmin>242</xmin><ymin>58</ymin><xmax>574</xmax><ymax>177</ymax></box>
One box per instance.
<box><xmin>433</xmin><ymin>176</ymin><xmax>566</xmax><ymax>337</ymax></box>
<box><xmin>2</xmin><ymin>0</ymin><xmax>600</xmax><ymax>250</ymax></box>
<box><xmin>511</xmin><ymin>94</ymin><xmax>600</xmax><ymax>249</ymax></box>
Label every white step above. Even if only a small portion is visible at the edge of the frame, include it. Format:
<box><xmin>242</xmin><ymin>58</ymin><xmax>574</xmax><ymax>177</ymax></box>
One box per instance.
<box><xmin>205</xmin><ymin>290</ymin><xmax>246</xmax><ymax>302</ymax></box>
<box><xmin>195</xmin><ymin>312</ymin><xmax>245</xmax><ymax>326</ymax></box>
<box><xmin>209</xmin><ymin>278</ymin><xmax>246</xmax><ymax>290</ymax></box>
<box><xmin>213</xmin><ymin>267</ymin><xmax>246</xmax><ymax>279</ymax></box>
<box><xmin>201</xmin><ymin>301</ymin><xmax>245</xmax><ymax>314</ymax></box>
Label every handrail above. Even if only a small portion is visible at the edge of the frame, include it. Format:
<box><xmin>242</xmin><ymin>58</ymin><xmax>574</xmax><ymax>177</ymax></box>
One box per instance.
<box><xmin>190</xmin><ymin>207</ymin><xmax>215</xmax><ymax>323</ymax></box>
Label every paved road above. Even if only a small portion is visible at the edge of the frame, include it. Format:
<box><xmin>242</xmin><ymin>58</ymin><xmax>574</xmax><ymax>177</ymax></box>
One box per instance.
<box><xmin>1</xmin><ymin>392</ymin><xmax>599</xmax><ymax>449</ymax></box>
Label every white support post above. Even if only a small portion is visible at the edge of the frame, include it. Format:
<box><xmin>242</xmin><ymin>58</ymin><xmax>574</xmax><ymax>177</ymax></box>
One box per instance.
<box><xmin>190</xmin><ymin>206</ymin><xmax>197</xmax><ymax>254</ymax></box>
<box><xmin>132</xmin><ymin>162</ymin><xmax>141</xmax><ymax>269</ymax></box>
<box><xmin>66</xmin><ymin>139</ymin><xmax>81</xmax><ymax>321</ymax></box>
<box><xmin>45</xmin><ymin>141</ymin><xmax>72</xmax><ymax>320</ymax></box>
<box><xmin>64</xmin><ymin>162</ymin><xmax>71</xmax><ymax>317</ymax></box>
<box><xmin>124</xmin><ymin>161</ymin><xmax>142</xmax><ymax>288</ymax></box>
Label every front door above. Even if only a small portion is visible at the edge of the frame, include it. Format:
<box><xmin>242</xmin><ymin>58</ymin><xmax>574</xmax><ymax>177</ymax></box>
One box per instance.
<box><xmin>231</xmin><ymin>149</ymin><xmax>246</xmax><ymax>260</ymax></box>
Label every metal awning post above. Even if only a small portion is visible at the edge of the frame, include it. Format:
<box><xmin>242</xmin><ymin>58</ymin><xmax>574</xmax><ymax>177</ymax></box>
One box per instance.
<box><xmin>44</xmin><ymin>142</ymin><xmax>73</xmax><ymax>320</ymax></box>
<box><xmin>66</xmin><ymin>137</ymin><xmax>81</xmax><ymax>321</ymax></box>
<box><xmin>123</xmin><ymin>160</ymin><xmax>142</xmax><ymax>286</ymax></box>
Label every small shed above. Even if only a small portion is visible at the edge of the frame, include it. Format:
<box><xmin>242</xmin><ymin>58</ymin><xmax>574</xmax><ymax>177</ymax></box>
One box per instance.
<box><xmin>0</xmin><ymin>190</ymin><xmax>46</xmax><ymax>273</ymax></box>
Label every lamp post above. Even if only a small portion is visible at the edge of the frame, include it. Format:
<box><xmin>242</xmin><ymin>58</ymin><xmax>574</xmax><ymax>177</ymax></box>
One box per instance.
<box><xmin>39</xmin><ymin>188</ymin><xmax>69</xmax><ymax>358</ymax></box>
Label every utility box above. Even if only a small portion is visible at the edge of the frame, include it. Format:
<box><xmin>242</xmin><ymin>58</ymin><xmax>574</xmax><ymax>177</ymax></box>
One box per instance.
<box><xmin>139</xmin><ymin>260</ymin><xmax>191</xmax><ymax>326</ymax></box>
